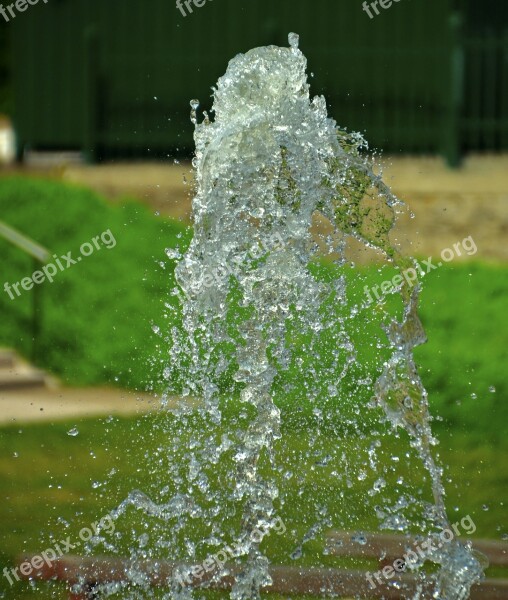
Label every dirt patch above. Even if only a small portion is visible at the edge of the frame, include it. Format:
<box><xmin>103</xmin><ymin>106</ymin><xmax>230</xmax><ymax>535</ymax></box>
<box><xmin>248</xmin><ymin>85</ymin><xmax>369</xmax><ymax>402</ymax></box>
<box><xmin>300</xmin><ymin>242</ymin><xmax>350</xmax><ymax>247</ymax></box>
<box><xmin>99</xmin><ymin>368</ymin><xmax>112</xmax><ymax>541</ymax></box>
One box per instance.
<box><xmin>4</xmin><ymin>154</ymin><xmax>506</xmax><ymax>262</ymax></box>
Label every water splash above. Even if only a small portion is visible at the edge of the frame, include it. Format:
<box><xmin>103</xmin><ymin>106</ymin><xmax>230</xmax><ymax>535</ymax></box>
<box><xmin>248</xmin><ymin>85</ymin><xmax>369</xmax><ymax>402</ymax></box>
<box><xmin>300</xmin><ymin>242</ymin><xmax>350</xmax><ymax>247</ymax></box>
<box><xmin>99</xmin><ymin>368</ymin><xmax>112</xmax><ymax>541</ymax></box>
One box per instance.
<box><xmin>101</xmin><ymin>33</ymin><xmax>484</xmax><ymax>599</ymax></box>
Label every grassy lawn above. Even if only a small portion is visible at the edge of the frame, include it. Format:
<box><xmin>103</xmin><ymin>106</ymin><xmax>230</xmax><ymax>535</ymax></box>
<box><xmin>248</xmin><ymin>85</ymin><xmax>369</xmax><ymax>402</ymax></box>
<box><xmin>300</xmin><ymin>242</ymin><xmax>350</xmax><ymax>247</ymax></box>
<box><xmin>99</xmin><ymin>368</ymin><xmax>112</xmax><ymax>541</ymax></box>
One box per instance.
<box><xmin>0</xmin><ymin>176</ymin><xmax>191</xmax><ymax>391</ymax></box>
<box><xmin>0</xmin><ymin>176</ymin><xmax>507</xmax><ymax>431</ymax></box>
<box><xmin>0</xmin><ymin>176</ymin><xmax>506</xmax><ymax>598</ymax></box>
<box><xmin>0</xmin><ymin>413</ymin><xmax>506</xmax><ymax>599</ymax></box>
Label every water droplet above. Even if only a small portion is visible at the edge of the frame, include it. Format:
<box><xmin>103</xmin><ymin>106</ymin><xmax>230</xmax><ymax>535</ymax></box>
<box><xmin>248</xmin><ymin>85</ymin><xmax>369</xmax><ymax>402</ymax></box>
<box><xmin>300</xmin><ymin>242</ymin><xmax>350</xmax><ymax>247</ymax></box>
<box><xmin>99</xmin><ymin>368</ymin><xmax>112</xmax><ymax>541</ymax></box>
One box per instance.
<box><xmin>67</xmin><ymin>427</ymin><xmax>79</xmax><ymax>437</ymax></box>
<box><xmin>482</xmin><ymin>504</ymin><xmax>489</xmax><ymax>511</ymax></box>
<box><xmin>288</xmin><ymin>32</ymin><xmax>300</xmax><ymax>49</ymax></box>
<box><xmin>489</xmin><ymin>386</ymin><xmax>496</xmax><ymax>393</ymax></box>
<box><xmin>190</xmin><ymin>99</ymin><xmax>200</xmax><ymax>124</ymax></box>
<box><xmin>352</xmin><ymin>533</ymin><xmax>367</xmax><ymax>545</ymax></box>
<box><xmin>471</xmin><ymin>393</ymin><xmax>477</xmax><ymax>399</ymax></box>
<box><xmin>165</xmin><ymin>248</ymin><xmax>181</xmax><ymax>260</ymax></box>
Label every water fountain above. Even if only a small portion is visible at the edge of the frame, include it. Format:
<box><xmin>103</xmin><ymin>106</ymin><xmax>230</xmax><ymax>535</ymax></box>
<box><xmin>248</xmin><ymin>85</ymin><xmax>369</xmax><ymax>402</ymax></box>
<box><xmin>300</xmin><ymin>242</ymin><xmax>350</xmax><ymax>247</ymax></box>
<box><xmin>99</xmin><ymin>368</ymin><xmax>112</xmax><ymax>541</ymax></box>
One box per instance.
<box><xmin>93</xmin><ymin>33</ymin><xmax>486</xmax><ymax>599</ymax></box>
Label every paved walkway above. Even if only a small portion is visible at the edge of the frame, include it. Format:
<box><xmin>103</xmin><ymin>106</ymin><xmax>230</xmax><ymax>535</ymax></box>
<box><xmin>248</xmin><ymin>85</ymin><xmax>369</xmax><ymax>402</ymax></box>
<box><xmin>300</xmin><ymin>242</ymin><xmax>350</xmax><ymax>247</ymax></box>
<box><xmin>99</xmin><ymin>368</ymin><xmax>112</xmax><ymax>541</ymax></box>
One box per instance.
<box><xmin>0</xmin><ymin>386</ymin><xmax>161</xmax><ymax>426</ymax></box>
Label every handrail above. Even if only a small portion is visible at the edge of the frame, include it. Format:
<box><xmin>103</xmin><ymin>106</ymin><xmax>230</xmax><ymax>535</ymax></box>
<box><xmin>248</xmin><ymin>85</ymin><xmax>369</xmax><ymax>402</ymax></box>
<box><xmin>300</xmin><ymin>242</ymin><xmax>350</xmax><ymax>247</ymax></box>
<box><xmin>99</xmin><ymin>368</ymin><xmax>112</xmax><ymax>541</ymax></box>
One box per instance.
<box><xmin>0</xmin><ymin>220</ymin><xmax>50</xmax><ymax>263</ymax></box>
<box><xmin>0</xmin><ymin>220</ymin><xmax>51</xmax><ymax>361</ymax></box>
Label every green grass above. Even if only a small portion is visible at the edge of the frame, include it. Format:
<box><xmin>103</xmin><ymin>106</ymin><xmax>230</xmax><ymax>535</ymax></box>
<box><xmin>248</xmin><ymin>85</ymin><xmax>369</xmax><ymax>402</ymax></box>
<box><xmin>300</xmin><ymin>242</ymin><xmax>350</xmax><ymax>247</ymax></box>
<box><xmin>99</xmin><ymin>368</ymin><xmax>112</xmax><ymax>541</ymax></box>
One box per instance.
<box><xmin>0</xmin><ymin>176</ymin><xmax>507</xmax><ymax>598</ymax></box>
<box><xmin>1</xmin><ymin>176</ymin><xmax>507</xmax><ymax>436</ymax></box>
<box><xmin>0</xmin><ymin>176</ymin><xmax>191</xmax><ymax>391</ymax></box>
<box><xmin>0</xmin><ymin>414</ymin><xmax>506</xmax><ymax>599</ymax></box>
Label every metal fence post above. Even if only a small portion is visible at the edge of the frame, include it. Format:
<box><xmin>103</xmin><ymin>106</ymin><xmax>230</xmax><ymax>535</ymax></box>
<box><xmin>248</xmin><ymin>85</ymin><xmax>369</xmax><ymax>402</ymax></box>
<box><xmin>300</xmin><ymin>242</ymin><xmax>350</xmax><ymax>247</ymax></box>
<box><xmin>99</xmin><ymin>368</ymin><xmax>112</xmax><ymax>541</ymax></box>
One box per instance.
<box><xmin>443</xmin><ymin>12</ymin><xmax>465</xmax><ymax>168</ymax></box>
<box><xmin>31</xmin><ymin>256</ymin><xmax>42</xmax><ymax>361</ymax></box>
<box><xmin>0</xmin><ymin>221</ymin><xmax>50</xmax><ymax>363</ymax></box>
<box><xmin>83</xmin><ymin>26</ymin><xmax>99</xmax><ymax>163</ymax></box>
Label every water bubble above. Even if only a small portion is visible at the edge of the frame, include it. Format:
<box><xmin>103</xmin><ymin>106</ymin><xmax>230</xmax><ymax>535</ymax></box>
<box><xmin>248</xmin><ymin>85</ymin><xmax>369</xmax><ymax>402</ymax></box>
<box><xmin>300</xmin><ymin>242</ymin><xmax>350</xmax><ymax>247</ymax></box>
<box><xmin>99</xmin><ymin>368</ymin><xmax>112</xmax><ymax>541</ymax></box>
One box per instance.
<box><xmin>67</xmin><ymin>427</ymin><xmax>79</xmax><ymax>437</ymax></box>
<box><xmin>370</xmin><ymin>478</ymin><xmax>386</xmax><ymax>495</ymax></box>
<box><xmin>165</xmin><ymin>248</ymin><xmax>181</xmax><ymax>260</ymax></box>
<box><xmin>352</xmin><ymin>533</ymin><xmax>367</xmax><ymax>545</ymax></box>
<box><xmin>315</xmin><ymin>454</ymin><xmax>332</xmax><ymax>467</ymax></box>
<box><xmin>288</xmin><ymin>32</ymin><xmax>300</xmax><ymax>49</ymax></box>
<box><xmin>190</xmin><ymin>99</ymin><xmax>199</xmax><ymax>124</ymax></box>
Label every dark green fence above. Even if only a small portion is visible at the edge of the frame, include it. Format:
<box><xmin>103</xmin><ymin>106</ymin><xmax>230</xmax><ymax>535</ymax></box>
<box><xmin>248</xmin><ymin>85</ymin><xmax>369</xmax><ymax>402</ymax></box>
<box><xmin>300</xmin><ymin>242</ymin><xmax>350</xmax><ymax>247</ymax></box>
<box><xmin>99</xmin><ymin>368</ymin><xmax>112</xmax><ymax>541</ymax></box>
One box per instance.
<box><xmin>462</xmin><ymin>34</ymin><xmax>508</xmax><ymax>152</ymax></box>
<box><xmin>8</xmin><ymin>0</ymin><xmax>508</xmax><ymax>165</ymax></box>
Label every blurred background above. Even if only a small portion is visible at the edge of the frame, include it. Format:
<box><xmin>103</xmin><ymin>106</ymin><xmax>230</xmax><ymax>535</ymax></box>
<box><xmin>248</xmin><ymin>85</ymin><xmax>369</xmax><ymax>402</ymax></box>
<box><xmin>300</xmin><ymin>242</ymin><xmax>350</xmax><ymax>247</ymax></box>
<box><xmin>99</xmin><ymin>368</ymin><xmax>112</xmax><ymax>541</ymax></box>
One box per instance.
<box><xmin>1</xmin><ymin>0</ymin><xmax>507</xmax><ymax>164</ymax></box>
<box><xmin>0</xmin><ymin>1</ymin><xmax>507</xmax><ymax>599</ymax></box>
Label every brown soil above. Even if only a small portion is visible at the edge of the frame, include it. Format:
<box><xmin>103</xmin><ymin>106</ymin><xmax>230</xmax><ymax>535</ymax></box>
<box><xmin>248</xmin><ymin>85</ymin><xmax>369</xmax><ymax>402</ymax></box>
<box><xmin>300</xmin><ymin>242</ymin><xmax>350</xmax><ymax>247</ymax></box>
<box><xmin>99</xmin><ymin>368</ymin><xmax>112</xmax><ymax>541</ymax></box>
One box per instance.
<box><xmin>57</xmin><ymin>154</ymin><xmax>508</xmax><ymax>263</ymax></box>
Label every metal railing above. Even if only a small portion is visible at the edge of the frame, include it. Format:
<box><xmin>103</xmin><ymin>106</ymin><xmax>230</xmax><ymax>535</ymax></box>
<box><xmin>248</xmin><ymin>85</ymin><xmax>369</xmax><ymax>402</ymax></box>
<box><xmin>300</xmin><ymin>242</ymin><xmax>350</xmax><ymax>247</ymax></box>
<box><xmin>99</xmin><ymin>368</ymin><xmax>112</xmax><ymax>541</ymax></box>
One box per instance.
<box><xmin>0</xmin><ymin>220</ymin><xmax>50</xmax><ymax>360</ymax></box>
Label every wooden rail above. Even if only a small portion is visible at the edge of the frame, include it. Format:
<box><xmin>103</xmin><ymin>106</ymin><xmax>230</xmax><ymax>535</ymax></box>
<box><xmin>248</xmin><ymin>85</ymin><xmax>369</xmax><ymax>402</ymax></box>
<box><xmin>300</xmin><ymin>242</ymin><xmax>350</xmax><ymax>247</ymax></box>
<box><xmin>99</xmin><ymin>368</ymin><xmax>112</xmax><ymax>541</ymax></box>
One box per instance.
<box><xmin>0</xmin><ymin>220</ymin><xmax>50</xmax><ymax>360</ymax></box>
<box><xmin>325</xmin><ymin>531</ymin><xmax>508</xmax><ymax>567</ymax></box>
<box><xmin>16</xmin><ymin>546</ymin><xmax>508</xmax><ymax>599</ymax></box>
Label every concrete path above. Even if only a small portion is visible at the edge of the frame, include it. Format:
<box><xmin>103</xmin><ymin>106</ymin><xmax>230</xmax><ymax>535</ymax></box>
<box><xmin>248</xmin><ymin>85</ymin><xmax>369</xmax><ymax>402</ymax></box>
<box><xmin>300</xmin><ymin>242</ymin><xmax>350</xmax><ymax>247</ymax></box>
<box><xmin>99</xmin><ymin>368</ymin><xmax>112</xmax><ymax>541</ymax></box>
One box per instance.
<box><xmin>0</xmin><ymin>386</ymin><xmax>160</xmax><ymax>426</ymax></box>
